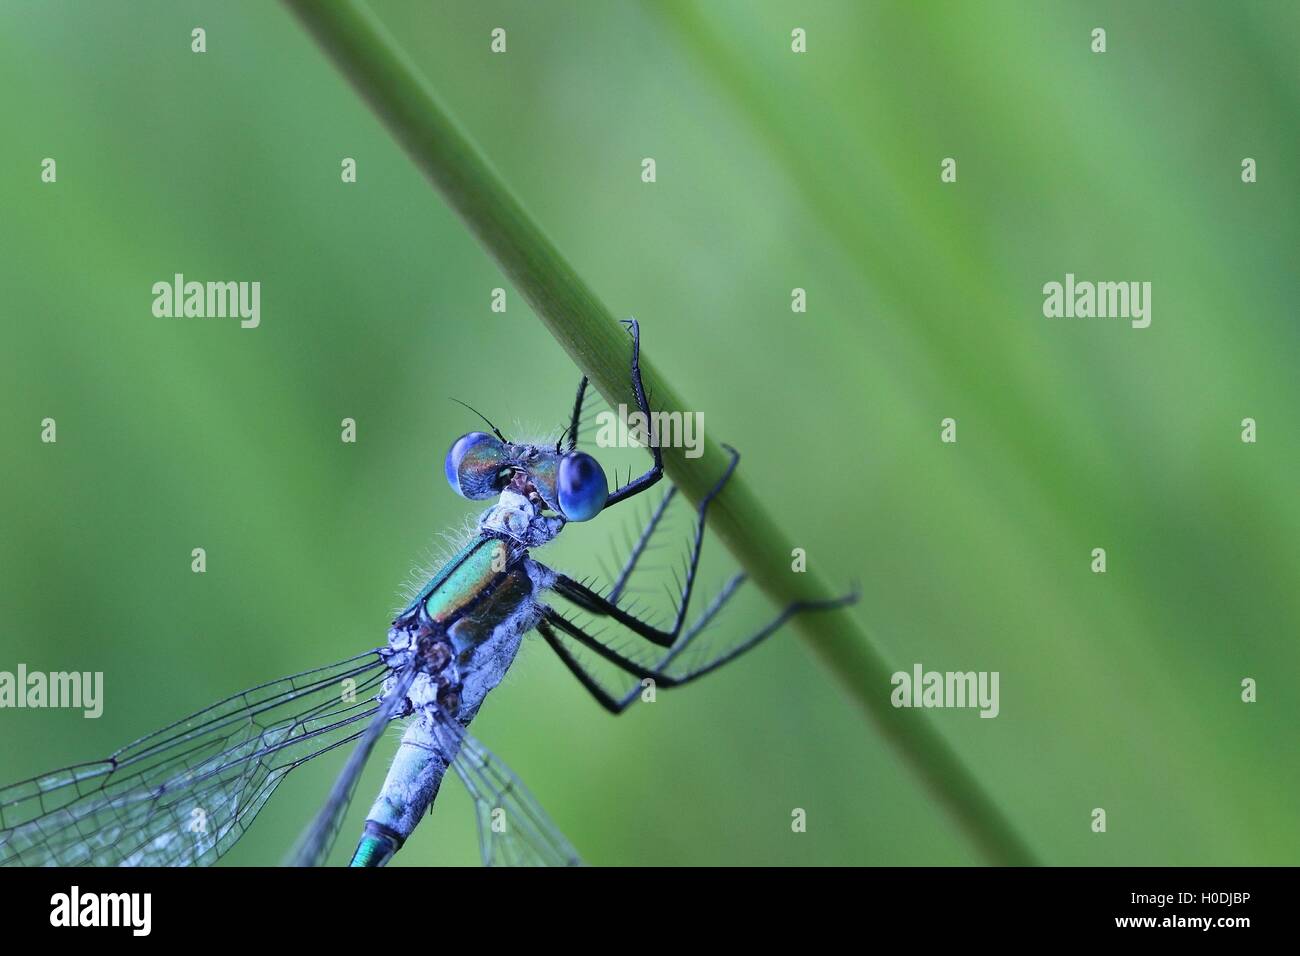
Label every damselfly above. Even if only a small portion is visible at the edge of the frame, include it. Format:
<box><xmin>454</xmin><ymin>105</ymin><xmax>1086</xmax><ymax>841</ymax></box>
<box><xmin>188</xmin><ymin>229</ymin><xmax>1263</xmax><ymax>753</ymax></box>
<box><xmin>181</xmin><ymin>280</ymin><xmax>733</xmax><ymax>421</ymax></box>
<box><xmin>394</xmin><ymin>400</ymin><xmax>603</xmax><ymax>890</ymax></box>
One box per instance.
<box><xmin>0</xmin><ymin>320</ymin><xmax>855</xmax><ymax>866</ymax></box>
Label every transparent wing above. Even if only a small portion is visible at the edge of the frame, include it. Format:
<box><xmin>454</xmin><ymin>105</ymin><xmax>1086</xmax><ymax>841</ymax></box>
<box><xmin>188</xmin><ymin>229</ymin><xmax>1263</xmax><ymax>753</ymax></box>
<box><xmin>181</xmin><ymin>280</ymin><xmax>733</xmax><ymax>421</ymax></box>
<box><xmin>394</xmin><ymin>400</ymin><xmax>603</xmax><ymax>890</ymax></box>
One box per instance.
<box><xmin>434</xmin><ymin>715</ymin><xmax>582</xmax><ymax>867</ymax></box>
<box><xmin>0</xmin><ymin>650</ymin><xmax>389</xmax><ymax>866</ymax></box>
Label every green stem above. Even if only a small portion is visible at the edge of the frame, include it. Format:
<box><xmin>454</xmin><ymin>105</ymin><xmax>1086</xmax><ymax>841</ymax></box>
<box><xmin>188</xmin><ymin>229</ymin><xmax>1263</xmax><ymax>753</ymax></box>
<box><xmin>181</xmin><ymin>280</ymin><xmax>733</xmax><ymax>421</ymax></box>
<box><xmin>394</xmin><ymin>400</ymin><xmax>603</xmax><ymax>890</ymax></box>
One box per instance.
<box><xmin>282</xmin><ymin>0</ymin><xmax>1038</xmax><ymax>866</ymax></box>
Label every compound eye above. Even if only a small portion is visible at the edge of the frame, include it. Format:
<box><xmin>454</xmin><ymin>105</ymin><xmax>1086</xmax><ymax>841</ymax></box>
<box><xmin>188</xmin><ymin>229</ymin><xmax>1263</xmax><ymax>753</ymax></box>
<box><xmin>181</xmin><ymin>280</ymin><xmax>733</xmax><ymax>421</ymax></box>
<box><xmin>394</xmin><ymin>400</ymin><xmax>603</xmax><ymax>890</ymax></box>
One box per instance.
<box><xmin>556</xmin><ymin>452</ymin><xmax>607</xmax><ymax>521</ymax></box>
<box><xmin>444</xmin><ymin>432</ymin><xmax>510</xmax><ymax>500</ymax></box>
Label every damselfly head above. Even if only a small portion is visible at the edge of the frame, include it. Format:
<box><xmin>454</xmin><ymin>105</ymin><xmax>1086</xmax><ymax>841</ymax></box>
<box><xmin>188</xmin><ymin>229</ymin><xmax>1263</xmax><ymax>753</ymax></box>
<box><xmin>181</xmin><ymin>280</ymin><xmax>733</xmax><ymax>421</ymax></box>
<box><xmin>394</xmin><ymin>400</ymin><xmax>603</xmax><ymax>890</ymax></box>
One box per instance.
<box><xmin>445</xmin><ymin>431</ymin><xmax>608</xmax><ymax>522</ymax></box>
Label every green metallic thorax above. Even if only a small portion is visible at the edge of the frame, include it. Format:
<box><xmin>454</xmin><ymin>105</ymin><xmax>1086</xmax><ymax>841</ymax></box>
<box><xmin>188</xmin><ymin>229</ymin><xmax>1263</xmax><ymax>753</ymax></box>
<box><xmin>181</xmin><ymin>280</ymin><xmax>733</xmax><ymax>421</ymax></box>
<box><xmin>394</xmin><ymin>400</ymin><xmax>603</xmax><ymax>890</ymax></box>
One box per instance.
<box><xmin>424</xmin><ymin>537</ymin><xmax>506</xmax><ymax>622</ymax></box>
<box><xmin>403</xmin><ymin>536</ymin><xmax>535</xmax><ymax>660</ymax></box>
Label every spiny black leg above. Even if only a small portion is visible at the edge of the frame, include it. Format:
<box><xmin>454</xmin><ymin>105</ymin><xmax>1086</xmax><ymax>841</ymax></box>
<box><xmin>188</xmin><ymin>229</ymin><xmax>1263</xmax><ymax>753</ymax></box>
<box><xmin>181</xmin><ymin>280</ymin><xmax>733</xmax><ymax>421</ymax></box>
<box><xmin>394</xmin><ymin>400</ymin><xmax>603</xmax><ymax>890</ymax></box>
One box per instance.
<box><xmin>565</xmin><ymin>377</ymin><xmax>589</xmax><ymax>451</ymax></box>
<box><xmin>545</xmin><ymin>608</ymin><xmax>664</xmax><ymax>681</ymax></box>
<box><xmin>543</xmin><ymin>582</ymin><xmax>741</xmax><ymax>692</ymax></box>
<box><xmin>608</xmin><ymin>486</ymin><xmax>677</xmax><ymax>603</ymax></box>
<box><xmin>553</xmin><ymin>446</ymin><xmax>740</xmax><ymax>647</ymax></box>
<box><xmin>537</xmin><ymin>619</ymin><xmax>624</xmax><ymax>715</ymax></box>
<box><xmin>541</xmin><ymin>581</ymin><xmax>859</xmax><ymax>715</ymax></box>
<box><xmin>650</xmin><ymin>585</ymin><xmax>857</xmax><ymax>689</ymax></box>
<box><xmin>553</xmin><ymin>578</ymin><xmax>671</xmax><ymax>647</ymax></box>
<box><xmin>603</xmin><ymin>318</ymin><xmax>664</xmax><ymax>509</ymax></box>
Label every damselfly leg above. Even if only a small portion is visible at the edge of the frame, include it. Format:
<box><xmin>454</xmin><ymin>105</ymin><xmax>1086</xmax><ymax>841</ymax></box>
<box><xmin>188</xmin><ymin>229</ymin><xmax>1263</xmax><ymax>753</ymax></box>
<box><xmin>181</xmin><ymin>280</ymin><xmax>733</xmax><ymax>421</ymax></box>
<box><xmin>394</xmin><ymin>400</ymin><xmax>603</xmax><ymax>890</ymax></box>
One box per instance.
<box><xmin>539</xmin><ymin>445</ymin><xmax>858</xmax><ymax>714</ymax></box>
<box><xmin>548</xmin><ymin>446</ymin><xmax>742</xmax><ymax>648</ymax></box>
<box><xmin>593</xmin><ymin>318</ymin><xmax>664</xmax><ymax>510</ymax></box>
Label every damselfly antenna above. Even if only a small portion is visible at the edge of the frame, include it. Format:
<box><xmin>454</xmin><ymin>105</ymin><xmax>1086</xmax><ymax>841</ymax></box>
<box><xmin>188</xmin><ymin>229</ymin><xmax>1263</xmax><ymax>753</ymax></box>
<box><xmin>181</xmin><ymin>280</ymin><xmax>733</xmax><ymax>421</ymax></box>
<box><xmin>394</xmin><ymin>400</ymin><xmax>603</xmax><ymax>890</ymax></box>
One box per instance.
<box><xmin>449</xmin><ymin>398</ymin><xmax>508</xmax><ymax>443</ymax></box>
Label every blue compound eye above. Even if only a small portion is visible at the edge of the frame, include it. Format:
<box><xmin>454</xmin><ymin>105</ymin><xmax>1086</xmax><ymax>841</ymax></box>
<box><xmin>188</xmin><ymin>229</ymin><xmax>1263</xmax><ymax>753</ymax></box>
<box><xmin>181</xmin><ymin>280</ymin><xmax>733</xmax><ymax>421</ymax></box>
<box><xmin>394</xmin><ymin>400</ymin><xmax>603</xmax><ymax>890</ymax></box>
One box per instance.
<box><xmin>445</xmin><ymin>432</ymin><xmax>510</xmax><ymax>500</ymax></box>
<box><xmin>556</xmin><ymin>452</ymin><xmax>607</xmax><ymax>521</ymax></box>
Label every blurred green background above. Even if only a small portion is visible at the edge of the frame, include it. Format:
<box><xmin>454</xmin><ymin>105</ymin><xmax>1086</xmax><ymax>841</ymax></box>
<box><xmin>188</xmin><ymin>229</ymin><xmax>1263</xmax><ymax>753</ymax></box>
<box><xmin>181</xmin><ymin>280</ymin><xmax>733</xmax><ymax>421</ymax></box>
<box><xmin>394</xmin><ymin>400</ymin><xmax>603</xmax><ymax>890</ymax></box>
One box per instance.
<box><xmin>1</xmin><ymin>0</ymin><xmax>1297</xmax><ymax>866</ymax></box>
